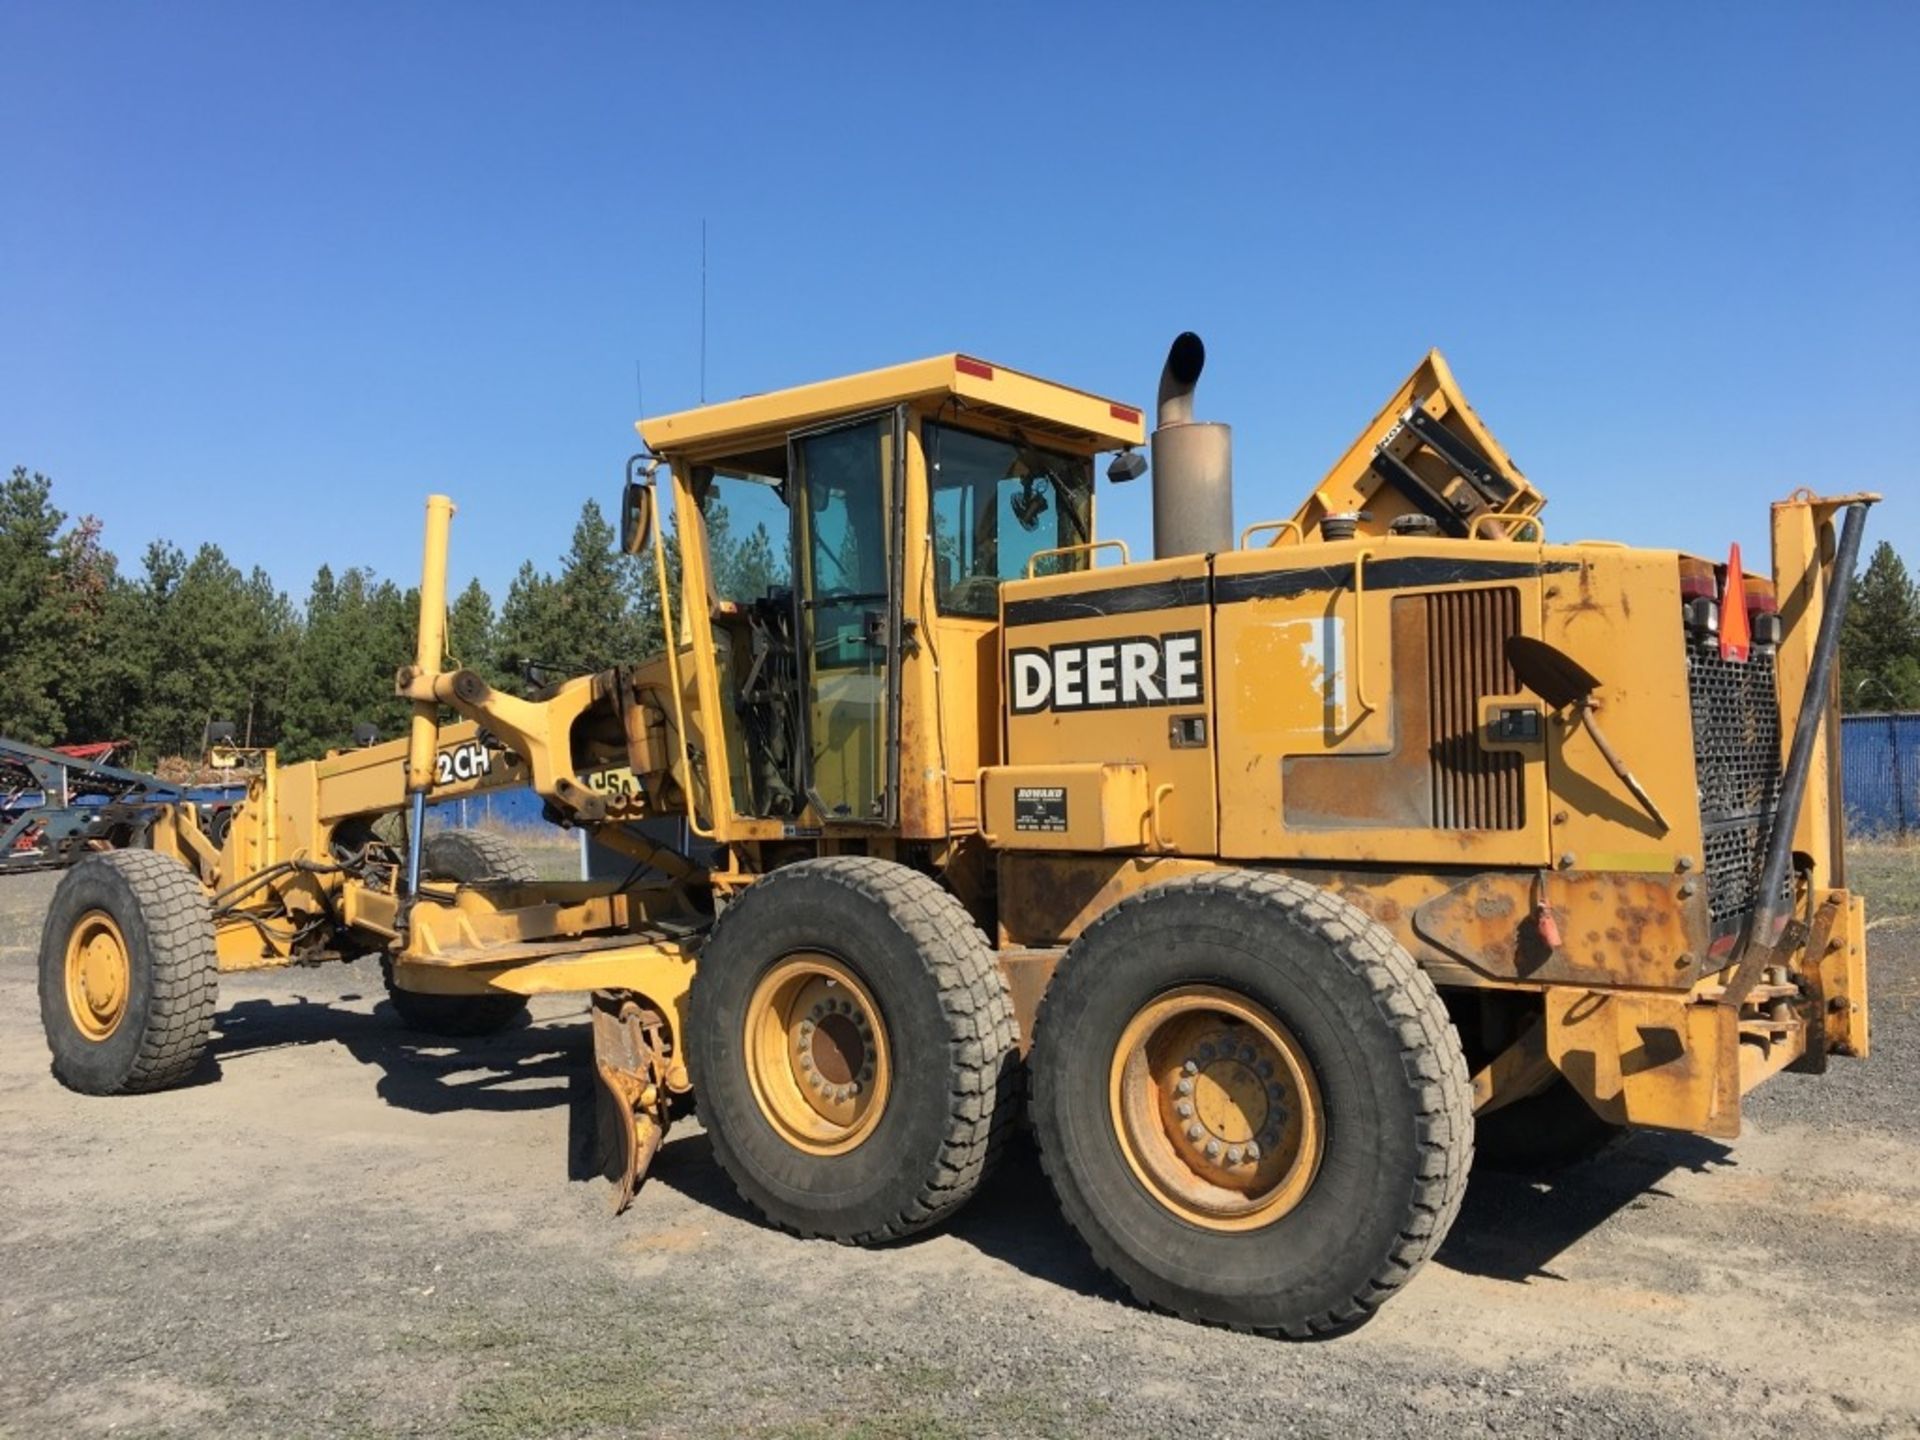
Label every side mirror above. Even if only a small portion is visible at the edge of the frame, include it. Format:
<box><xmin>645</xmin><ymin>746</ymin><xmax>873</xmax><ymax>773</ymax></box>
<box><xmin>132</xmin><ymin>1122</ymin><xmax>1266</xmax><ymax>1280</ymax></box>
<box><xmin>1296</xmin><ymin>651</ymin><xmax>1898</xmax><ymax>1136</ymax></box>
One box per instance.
<box><xmin>1106</xmin><ymin>450</ymin><xmax>1148</xmax><ymax>484</ymax></box>
<box><xmin>620</xmin><ymin>480</ymin><xmax>655</xmax><ymax>556</ymax></box>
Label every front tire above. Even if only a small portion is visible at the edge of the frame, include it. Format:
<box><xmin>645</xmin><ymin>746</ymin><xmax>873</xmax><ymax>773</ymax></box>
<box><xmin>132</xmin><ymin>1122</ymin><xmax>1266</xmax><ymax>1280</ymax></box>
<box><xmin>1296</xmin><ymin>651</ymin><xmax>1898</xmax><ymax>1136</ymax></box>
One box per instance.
<box><xmin>686</xmin><ymin>857</ymin><xmax>1018</xmax><ymax>1243</ymax></box>
<box><xmin>39</xmin><ymin>850</ymin><xmax>218</xmax><ymax>1094</ymax></box>
<box><xmin>1030</xmin><ymin>870</ymin><xmax>1473</xmax><ymax>1337</ymax></box>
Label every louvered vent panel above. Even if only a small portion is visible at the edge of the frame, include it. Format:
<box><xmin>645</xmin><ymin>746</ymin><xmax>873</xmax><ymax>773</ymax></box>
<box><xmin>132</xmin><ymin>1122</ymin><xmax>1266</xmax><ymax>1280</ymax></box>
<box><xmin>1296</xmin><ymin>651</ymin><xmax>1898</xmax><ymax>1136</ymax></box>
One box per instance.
<box><xmin>1426</xmin><ymin>587</ymin><xmax>1526</xmax><ymax>831</ymax></box>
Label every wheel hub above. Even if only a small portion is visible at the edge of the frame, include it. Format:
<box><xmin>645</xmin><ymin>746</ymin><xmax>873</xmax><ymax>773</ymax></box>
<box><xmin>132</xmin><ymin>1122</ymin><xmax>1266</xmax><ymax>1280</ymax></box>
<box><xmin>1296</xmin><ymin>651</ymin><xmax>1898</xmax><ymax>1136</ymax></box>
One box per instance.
<box><xmin>65</xmin><ymin>911</ymin><xmax>130</xmax><ymax>1041</ymax></box>
<box><xmin>1166</xmin><ymin>1031</ymin><xmax>1288</xmax><ymax>1173</ymax></box>
<box><xmin>746</xmin><ymin>954</ymin><xmax>891</xmax><ymax>1156</ymax></box>
<box><xmin>1110</xmin><ymin>986</ymin><xmax>1324</xmax><ymax>1231</ymax></box>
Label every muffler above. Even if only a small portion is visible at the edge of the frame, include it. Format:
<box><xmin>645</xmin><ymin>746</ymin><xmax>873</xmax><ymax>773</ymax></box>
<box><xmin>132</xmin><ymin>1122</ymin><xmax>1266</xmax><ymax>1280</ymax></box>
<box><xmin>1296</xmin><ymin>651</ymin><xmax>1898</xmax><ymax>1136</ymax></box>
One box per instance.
<box><xmin>1150</xmin><ymin>332</ymin><xmax>1234</xmax><ymax>559</ymax></box>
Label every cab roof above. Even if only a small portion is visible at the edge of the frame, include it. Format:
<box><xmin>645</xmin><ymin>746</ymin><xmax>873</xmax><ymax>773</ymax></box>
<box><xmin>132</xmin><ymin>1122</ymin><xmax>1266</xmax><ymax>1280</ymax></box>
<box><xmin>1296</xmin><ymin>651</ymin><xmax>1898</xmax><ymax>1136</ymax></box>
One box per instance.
<box><xmin>636</xmin><ymin>354</ymin><xmax>1146</xmax><ymax>460</ymax></box>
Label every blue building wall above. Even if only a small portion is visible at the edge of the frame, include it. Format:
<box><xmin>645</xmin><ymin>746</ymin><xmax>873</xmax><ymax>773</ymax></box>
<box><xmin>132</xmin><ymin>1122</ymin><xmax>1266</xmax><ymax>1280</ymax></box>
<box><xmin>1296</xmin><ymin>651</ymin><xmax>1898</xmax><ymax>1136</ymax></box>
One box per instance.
<box><xmin>1841</xmin><ymin>712</ymin><xmax>1920</xmax><ymax>838</ymax></box>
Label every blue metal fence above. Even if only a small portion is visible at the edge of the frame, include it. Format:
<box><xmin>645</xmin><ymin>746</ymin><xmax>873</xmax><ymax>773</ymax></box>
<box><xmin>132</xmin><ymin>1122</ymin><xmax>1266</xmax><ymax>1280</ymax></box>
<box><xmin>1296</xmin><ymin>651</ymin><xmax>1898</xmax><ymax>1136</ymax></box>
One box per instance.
<box><xmin>1842</xmin><ymin>712</ymin><xmax>1920</xmax><ymax>837</ymax></box>
<box><xmin>423</xmin><ymin>786</ymin><xmax>549</xmax><ymax>831</ymax></box>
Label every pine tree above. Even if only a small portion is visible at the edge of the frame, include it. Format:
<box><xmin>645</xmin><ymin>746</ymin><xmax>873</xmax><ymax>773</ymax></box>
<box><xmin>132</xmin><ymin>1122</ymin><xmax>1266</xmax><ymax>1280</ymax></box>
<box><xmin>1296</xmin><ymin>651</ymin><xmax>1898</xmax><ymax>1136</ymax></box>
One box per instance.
<box><xmin>0</xmin><ymin>468</ymin><xmax>81</xmax><ymax>741</ymax></box>
<box><xmin>553</xmin><ymin>499</ymin><xmax>644</xmax><ymax>672</ymax></box>
<box><xmin>447</xmin><ymin>577</ymin><xmax>507</xmax><ymax>689</ymax></box>
<box><xmin>1841</xmin><ymin>541</ymin><xmax>1920</xmax><ymax>711</ymax></box>
<box><xmin>280</xmin><ymin>566</ymin><xmax>412</xmax><ymax>760</ymax></box>
<box><xmin>123</xmin><ymin>541</ymin><xmax>287</xmax><ymax>760</ymax></box>
<box><xmin>498</xmin><ymin>559</ymin><xmax>566</xmax><ymax>688</ymax></box>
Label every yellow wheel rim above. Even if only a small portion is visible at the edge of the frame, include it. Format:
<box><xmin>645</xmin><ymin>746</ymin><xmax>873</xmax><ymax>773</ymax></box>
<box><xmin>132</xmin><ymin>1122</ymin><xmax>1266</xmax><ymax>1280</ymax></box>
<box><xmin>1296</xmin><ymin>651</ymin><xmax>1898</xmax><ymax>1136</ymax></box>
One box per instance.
<box><xmin>64</xmin><ymin>910</ymin><xmax>131</xmax><ymax>1042</ymax></box>
<box><xmin>744</xmin><ymin>952</ymin><xmax>892</xmax><ymax>1156</ymax></box>
<box><xmin>1109</xmin><ymin>985</ymin><xmax>1324</xmax><ymax>1232</ymax></box>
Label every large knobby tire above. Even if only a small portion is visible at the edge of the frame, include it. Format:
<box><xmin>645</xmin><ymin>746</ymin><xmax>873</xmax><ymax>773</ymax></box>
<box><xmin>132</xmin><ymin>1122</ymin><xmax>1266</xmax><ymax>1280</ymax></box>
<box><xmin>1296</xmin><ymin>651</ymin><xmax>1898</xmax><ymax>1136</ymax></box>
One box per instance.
<box><xmin>686</xmin><ymin>856</ymin><xmax>1018</xmax><ymax>1244</ymax></box>
<box><xmin>1030</xmin><ymin>871</ymin><xmax>1473</xmax><ymax>1337</ymax></box>
<box><xmin>39</xmin><ymin>850</ymin><xmax>218</xmax><ymax>1095</ymax></box>
<box><xmin>382</xmin><ymin>829</ymin><xmax>537</xmax><ymax>1037</ymax></box>
<box><xmin>1474</xmin><ymin>1078</ymin><xmax>1622</xmax><ymax>1173</ymax></box>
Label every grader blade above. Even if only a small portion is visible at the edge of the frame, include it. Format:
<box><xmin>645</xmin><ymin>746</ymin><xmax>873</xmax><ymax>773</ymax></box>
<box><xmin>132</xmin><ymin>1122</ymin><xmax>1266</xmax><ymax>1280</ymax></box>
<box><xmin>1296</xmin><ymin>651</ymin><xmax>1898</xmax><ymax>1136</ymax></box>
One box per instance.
<box><xmin>591</xmin><ymin>997</ymin><xmax>672</xmax><ymax>1215</ymax></box>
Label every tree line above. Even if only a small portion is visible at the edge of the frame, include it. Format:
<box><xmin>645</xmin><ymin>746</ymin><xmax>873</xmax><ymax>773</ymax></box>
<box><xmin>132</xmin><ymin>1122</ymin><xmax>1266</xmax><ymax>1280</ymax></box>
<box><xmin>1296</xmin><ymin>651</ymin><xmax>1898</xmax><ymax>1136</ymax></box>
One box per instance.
<box><xmin>3</xmin><ymin>462</ymin><xmax>1916</xmax><ymax>768</ymax></box>
<box><xmin>0</xmin><ymin>465</ymin><xmax>676</xmax><ymax>766</ymax></box>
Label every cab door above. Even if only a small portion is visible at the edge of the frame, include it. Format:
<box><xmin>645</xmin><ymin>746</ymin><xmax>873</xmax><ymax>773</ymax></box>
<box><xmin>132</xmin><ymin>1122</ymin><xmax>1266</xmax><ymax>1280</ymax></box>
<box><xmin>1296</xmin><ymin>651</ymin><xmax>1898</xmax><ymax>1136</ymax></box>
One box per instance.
<box><xmin>789</xmin><ymin>410</ymin><xmax>904</xmax><ymax>824</ymax></box>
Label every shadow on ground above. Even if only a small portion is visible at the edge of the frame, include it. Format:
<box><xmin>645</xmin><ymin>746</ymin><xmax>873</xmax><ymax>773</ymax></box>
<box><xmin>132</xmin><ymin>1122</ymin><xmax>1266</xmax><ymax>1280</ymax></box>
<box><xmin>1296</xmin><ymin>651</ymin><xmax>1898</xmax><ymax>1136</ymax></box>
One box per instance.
<box><xmin>213</xmin><ymin>991</ymin><xmax>584</xmax><ymax>1116</ymax></box>
<box><xmin>203</xmin><ymin>989</ymin><xmax>1734</xmax><ymax>1301</ymax></box>
<box><xmin>1439</xmin><ymin>1131</ymin><xmax>1734</xmax><ymax>1282</ymax></box>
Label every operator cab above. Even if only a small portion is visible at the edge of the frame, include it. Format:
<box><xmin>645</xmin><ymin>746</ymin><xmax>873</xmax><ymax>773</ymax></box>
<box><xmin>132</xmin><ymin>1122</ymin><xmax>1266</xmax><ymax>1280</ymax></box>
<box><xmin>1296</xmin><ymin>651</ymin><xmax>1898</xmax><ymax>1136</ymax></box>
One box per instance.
<box><xmin>636</xmin><ymin>358</ymin><xmax>1144</xmax><ymax>838</ymax></box>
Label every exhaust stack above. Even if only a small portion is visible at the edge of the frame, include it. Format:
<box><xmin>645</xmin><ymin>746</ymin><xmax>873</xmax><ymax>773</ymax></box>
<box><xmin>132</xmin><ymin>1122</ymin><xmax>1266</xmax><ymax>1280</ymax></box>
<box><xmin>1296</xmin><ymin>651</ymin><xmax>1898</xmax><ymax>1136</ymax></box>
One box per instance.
<box><xmin>1150</xmin><ymin>332</ymin><xmax>1234</xmax><ymax>559</ymax></box>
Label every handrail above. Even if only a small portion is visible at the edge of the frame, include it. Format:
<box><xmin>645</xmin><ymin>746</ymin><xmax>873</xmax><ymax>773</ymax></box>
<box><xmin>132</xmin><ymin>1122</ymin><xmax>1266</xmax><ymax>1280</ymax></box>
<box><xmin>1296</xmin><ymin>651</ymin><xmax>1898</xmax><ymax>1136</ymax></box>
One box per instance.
<box><xmin>1238</xmin><ymin>519</ymin><xmax>1304</xmax><ymax>549</ymax></box>
<box><xmin>1470</xmin><ymin>513</ymin><xmax>1546</xmax><ymax>542</ymax></box>
<box><xmin>1025</xmin><ymin>538</ymin><xmax>1130</xmax><ymax>579</ymax></box>
<box><xmin>647</xmin><ymin>467</ymin><xmax>716</xmax><ymax>840</ymax></box>
<box><xmin>1148</xmin><ymin>783</ymin><xmax>1175</xmax><ymax>851</ymax></box>
<box><xmin>1352</xmin><ymin>548</ymin><xmax>1377</xmax><ymax>717</ymax></box>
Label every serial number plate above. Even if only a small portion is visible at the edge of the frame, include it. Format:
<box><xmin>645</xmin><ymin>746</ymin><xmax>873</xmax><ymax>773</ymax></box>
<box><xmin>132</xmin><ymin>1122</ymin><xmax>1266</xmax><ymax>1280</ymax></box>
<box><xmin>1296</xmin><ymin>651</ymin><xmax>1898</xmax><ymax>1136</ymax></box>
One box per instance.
<box><xmin>1013</xmin><ymin>786</ymin><xmax>1068</xmax><ymax>833</ymax></box>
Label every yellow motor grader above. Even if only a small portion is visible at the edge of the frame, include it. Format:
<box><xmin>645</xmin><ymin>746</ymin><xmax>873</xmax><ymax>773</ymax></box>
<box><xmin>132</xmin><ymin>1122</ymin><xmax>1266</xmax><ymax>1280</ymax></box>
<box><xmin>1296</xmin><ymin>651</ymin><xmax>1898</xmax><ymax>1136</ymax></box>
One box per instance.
<box><xmin>38</xmin><ymin>334</ymin><xmax>1873</xmax><ymax>1336</ymax></box>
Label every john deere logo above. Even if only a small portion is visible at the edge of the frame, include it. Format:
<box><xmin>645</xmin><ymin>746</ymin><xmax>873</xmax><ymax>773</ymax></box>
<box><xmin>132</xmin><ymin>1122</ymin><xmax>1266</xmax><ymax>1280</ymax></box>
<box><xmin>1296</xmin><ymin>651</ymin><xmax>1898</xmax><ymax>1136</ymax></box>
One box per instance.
<box><xmin>1009</xmin><ymin>632</ymin><xmax>1204</xmax><ymax>715</ymax></box>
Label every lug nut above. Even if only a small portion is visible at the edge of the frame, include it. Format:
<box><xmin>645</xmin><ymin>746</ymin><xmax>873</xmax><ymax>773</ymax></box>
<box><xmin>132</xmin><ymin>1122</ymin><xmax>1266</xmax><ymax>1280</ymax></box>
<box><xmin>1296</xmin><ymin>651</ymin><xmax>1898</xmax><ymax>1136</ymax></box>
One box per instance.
<box><xmin>1238</xmin><ymin>1045</ymin><xmax>1254</xmax><ymax>1063</ymax></box>
<box><xmin>1257</xmin><ymin>1060</ymin><xmax>1274</xmax><ymax>1079</ymax></box>
<box><xmin>800</xmin><ymin>1055</ymin><xmax>814</xmax><ymax>1072</ymax></box>
<box><xmin>1175</xmin><ymin>1077</ymin><xmax>1193</xmax><ymax>1096</ymax></box>
<box><xmin>1182</xmin><ymin>1059</ymin><xmax>1199</xmax><ymax>1075</ymax></box>
<box><xmin>1186</xmin><ymin>1122</ymin><xmax>1205</xmax><ymax>1141</ymax></box>
<box><xmin>1227</xmin><ymin>1146</ymin><xmax>1244</xmax><ymax>1165</ymax></box>
<box><xmin>1244</xmin><ymin>1142</ymin><xmax>1262</xmax><ymax>1162</ymax></box>
<box><xmin>1205</xmin><ymin>1140</ymin><xmax>1222</xmax><ymax>1159</ymax></box>
<box><xmin>1176</xmin><ymin>1100</ymin><xmax>1194</xmax><ymax>1119</ymax></box>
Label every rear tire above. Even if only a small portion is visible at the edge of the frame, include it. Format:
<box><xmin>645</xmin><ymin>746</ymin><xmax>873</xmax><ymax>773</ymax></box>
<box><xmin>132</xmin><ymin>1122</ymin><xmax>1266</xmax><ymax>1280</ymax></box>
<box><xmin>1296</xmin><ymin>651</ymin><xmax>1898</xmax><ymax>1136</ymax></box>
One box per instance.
<box><xmin>39</xmin><ymin>850</ymin><xmax>218</xmax><ymax>1094</ymax></box>
<box><xmin>687</xmin><ymin>856</ymin><xmax>1018</xmax><ymax>1243</ymax></box>
<box><xmin>381</xmin><ymin>829</ymin><xmax>536</xmax><ymax>1037</ymax></box>
<box><xmin>1030</xmin><ymin>870</ymin><xmax>1473</xmax><ymax>1337</ymax></box>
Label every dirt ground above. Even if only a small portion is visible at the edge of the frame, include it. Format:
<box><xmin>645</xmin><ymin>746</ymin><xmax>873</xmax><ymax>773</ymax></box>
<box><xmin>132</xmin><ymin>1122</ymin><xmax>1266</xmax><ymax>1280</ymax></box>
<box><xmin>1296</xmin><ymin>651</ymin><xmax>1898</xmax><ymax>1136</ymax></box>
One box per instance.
<box><xmin>3</xmin><ymin>850</ymin><xmax>1919</xmax><ymax>1440</ymax></box>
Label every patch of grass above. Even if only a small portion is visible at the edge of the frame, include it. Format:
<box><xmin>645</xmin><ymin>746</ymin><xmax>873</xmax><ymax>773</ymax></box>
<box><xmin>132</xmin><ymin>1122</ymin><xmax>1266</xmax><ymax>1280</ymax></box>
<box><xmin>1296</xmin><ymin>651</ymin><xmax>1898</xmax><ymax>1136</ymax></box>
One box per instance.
<box><xmin>449</xmin><ymin>1342</ymin><xmax>666</xmax><ymax>1440</ymax></box>
<box><xmin>742</xmin><ymin>1377</ymin><xmax>1108</xmax><ymax>1440</ymax></box>
<box><xmin>1850</xmin><ymin>841</ymin><xmax>1920</xmax><ymax>921</ymax></box>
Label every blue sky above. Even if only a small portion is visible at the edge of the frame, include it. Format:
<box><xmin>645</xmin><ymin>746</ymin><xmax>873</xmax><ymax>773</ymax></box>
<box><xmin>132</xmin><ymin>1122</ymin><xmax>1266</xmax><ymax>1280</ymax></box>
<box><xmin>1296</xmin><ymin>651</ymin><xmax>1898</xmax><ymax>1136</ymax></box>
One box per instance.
<box><xmin>2</xmin><ymin>2</ymin><xmax>1914</xmax><ymax>603</ymax></box>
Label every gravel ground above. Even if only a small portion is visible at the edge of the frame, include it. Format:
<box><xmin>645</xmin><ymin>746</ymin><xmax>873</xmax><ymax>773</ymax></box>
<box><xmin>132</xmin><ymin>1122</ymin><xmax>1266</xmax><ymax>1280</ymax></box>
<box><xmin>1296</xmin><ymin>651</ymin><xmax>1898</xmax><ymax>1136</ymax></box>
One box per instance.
<box><xmin>3</xmin><ymin>852</ymin><xmax>1919</xmax><ymax>1440</ymax></box>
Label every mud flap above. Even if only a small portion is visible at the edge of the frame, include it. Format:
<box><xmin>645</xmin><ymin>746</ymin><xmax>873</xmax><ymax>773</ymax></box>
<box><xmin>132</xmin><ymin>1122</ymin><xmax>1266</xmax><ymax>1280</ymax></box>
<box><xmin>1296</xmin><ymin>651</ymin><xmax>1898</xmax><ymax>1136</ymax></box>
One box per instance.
<box><xmin>591</xmin><ymin>996</ymin><xmax>672</xmax><ymax>1215</ymax></box>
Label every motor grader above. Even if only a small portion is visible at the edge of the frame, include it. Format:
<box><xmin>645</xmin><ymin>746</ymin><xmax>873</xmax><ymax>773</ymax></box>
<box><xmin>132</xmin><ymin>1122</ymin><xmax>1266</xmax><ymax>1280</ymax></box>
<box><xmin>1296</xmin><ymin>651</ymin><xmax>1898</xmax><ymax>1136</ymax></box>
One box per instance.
<box><xmin>38</xmin><ymin>333</ymin><xmax>1873</xmax><ymax>1336</ymax></box>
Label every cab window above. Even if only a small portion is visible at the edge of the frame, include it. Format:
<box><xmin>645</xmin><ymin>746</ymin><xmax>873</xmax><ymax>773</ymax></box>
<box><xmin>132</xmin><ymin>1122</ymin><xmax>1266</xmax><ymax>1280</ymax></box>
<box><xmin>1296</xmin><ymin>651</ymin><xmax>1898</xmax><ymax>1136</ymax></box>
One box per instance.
<box><xmin>926</xmin><ymin>422</ymin><xmax>1092</xmax><ymax>618</ymax></box>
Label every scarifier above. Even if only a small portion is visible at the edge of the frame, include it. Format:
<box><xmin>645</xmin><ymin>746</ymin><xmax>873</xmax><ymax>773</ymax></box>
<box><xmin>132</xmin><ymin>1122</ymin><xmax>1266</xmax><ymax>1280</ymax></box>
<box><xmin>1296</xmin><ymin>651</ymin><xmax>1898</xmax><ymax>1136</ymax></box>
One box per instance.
<box><xmin>37</xmin><ymin>334</ymin><xmax>1875</xmax><ymax>1336</ymax></box>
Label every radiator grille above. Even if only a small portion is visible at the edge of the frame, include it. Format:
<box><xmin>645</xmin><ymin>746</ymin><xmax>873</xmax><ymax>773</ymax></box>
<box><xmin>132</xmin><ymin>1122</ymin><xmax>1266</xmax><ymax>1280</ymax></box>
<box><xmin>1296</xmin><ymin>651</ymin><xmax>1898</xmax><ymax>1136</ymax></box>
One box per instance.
<box><xmin>1687</xmin><ymin>640</ymin><xmax>1785</xmax><ymax>931</ymax></box>
<box><xmin>1426</xmin><ymin>588</ymin><xmax>1525</xmax><ymax>830</ymax></box>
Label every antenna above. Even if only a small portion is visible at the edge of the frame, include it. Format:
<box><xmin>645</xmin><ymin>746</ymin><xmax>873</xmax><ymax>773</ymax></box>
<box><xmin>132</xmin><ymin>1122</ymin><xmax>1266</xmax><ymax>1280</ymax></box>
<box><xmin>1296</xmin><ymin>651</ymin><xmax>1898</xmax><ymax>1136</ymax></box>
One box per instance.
<box><xmin>699</xmin><ymin>218</ymin><xmax>708</xmax><ymax>404</ymax></box>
